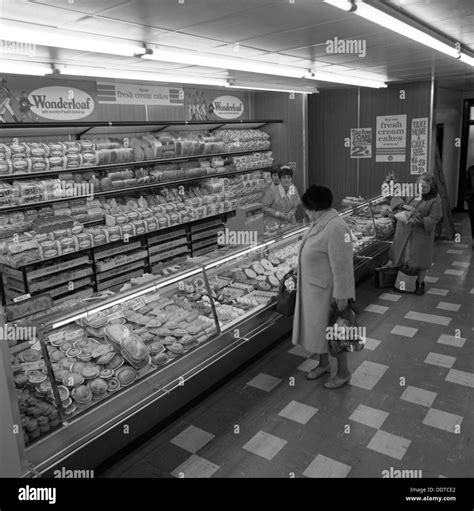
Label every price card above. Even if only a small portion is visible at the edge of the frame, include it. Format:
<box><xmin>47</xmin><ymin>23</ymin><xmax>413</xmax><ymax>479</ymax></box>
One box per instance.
<box><xmin>48</xmin><ymin>331</ymin><xmax>65</xmax><ymax>343</ymax></box>
<box><xmin>13</xmin><ymin>294</ymin><xmax>31</xmax><ymax>303</ymax></box>
<box><xmin>143</xmin><ymin>293</ymin><xmax>158</xmax><ymax>304</ymax></box>
<box><xmin>107</xmin><ymin>311</ymin><xmax>124</xmax><ymax>321</ymax></box>
<box><xmin>65</xmin><ymin>328</ymin><xmax>83</xmax><ymax>341</ymax></box>
<box><xmin>21</xmin><ymin>360</ymin><xmax>45</xmax><ymax>371</ymax></box>
<box><xmin>29</xmin><ymin>341</ymin><xmax>42</xmax><ymax>352</ymax></box>
<box><xmin>127</xmin><ymin>297</ymin><xmax>146</xmax><ymax>311</ymax></box>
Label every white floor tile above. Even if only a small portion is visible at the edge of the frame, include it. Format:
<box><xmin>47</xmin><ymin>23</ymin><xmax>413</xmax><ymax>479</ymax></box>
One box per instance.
<box><xmin>470</xmin><ymin>288</ymin><xmax>474</xmax><ymax>294</ymax></box>
<box><xmin>424</xmin><ymin>352</ymin><xmax>456</xmax><ymax>369</ymax></box>
<box><xmin>367</xmin><ymin>430</ymin><xmax>411</xmax><ymax>460</ymax></box>
<box><xmin>303</xmin><ymin>454</ymin><xmax>351</xmax><ymax>478</ymax></box>
<box><xmin>278</xmin><ymin>400</ymin><xmax>318</xmax><ymax>425</ymax></box>
<box><xmin>404</xmin><ymin>311</ymin><xmax>451</xmax><ymax>326</ymax></box>
<box><xmin>426</xmin><ymin>288</ymin><xmax>449</xmax><ymax>296</ymax></box>
<box><xmin>349</xmin><ymin>404</ymin><xmax>389</xmax><ymax>429</ymax></box>
<box><xmin>363</xmin><ymin>337</ymin><xmax>381</xmax><ymax>351</ymax></box>
<box><xmin>243</xmin><ymin>431</ymin><xmax>287</xmax><ymax>461</ymax></box>
<box><xmin>444</xmin><ymin>269</ymin><xmax>464</xmax><ymax>276</ymax></box>
<box><xmin>288</xmin><ymin>345</ymin><xmax>312</xmax><ymax>358</ymax></box>
<box><xmin>400</xmin><ymin>386</ymin><xmax>437</xmax><ymax>408</ymax></box>
<box><xmin>297</xmin><ymin>359</ymin><xmax>320</xmax><ymax>373</ymax></box>
<box><xmin>171</xmin><ymin>455</ymin><xmax>219</xmax><ymax>478</ymax></box>
<box><xmin>447</xmin><ymin>250</ymin><xmax>463</xmax><ymax>254</ymax></box>
<box><xmin>445</xmin><ymin>369</ymin><xmax>474</xmax><ymax>388</ymax></box>
<box><xmin>452</xmin><ymin>261</ymin><xmax>470</xmax><ymax>268</ymax></box>
<box><xmin>422</xmin><ymin>408</ymin><xmax>463</xmax><ymax>434</ymax></box>
<box><xmin>378</xmin><ymin>293</ymin><xmax>401</xmax><ymax>302</ymax></box>
<box><xmin>350</xmin><ymin>361</ymin><xmax>389</xmax><ymax>390</ymax></box>
<box><xmin>246</xmin><ymin>373</ymin><xmax>282</xmax><ymax>392</ymax></box>
<box><xmin>437</xmin><ymin>334</ymin><xmax>466</xmax><ymax>348</ymax></box>
<box><xmin>436</xmin><ymin>302</ymin><xmax>461</xmax><ymax>312</ymax></box>
<box><xmin>365</xmin><ymin>304</ymin><xmax>389</xmax><ymax>314</ymax></box>
<box><xmin>456</xmin><ymin>244</ymin><xmax>469</xmax><ymax>248</ymax></box>
<box><xmin>390</xmin><ymin>325</ymin><xmax>418</xmax><ymax>337</ymax></box>
<box><xmin>171</xmin><ymin>425</ymin><xmax>215</xmax><ymax>454</ymax></box>
<box><xmin>424</xmin><ymin>276</ymin><xmax>439</xmax><ymax>283</ymax></box>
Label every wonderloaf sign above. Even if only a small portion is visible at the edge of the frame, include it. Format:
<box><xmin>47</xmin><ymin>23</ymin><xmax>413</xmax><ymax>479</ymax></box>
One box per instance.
<box><xmin>29</xmin><ymin>86</ymin><xmax>95</xmax><ymax>120</ymax></box>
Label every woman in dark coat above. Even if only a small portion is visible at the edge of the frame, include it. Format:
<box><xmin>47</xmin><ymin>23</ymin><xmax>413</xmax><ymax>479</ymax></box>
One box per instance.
<box><xmin>389</xmin><ymin>173</ymin><xmax>442</xmax><ymax>295</ymax></box>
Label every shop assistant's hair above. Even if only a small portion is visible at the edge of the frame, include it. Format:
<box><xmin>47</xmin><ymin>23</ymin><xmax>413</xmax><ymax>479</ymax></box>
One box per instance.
<box><xmin>278</xmin><ymin>165</ymin><xmax>293</xmax><ymax>178</ymax></box>
<box><xmin>417</xmin><ymin>172</ymin><xmax>438</xmax><ymax>198</ymax></box>
<box><xmin>270</xmin><ymin>166</ymin><xmax>280</xmax><ymax>176</ymax></box>
<box><xmin>301</xmin><ymin>185</ymin><xmax>333</xmax><ymax>211</ymax></box>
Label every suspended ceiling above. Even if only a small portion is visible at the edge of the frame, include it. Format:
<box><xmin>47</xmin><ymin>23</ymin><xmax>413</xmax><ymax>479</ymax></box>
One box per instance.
<box><xmin>1</xmin><ymin>0</ymin><xmax>473</xmax><ymax>90</ymax></box>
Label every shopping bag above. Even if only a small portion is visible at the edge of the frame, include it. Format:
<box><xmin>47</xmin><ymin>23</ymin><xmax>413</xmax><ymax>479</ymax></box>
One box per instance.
<box><xmin>374</xmin><ymin>266</ymin><xmax>399</xmax><ymax>289</ymax></box>
<box><xmin>275</xmin><ymin>270</ymin><xmax>297</xmax><ymax>316</ymax></box>
<box><xmin>394</xmin><ymin>267</ymin><xmax>418</xmax><ymax>293</ymax></box>
<box><xmin>327</xmin><ymin>299</ymin><xmax>365</xmax><ymax>357</ymax></box>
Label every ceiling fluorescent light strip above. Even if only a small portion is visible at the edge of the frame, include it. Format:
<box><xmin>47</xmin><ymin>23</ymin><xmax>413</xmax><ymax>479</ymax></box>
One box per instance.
<box><xmin>324</xmin><ymin>0</ymin><xmax>474</xmax><ymax>66</ymax></box>
<box><xmin>227</xmin><ymin>84</ymin><xmax>317</xmax><ymax>94</ymax></box>
<box><xmin>53</xmin><ymin>65</ymin><xmax>229</xmax><ymax>87</ymax></box>
<box><xmin>144</xmin><ymin>48</ymin><xmax>386</xmax><ymax>87</ymax></box>
<box><xmin>1</xmin><ymin>25</ymin><xmax>146</xmax><ymax>57</ymax></box>
<box><xmin>0</xmin><ymin>61</ymin><xmax>52</xmax><ymax>76</ymax></box>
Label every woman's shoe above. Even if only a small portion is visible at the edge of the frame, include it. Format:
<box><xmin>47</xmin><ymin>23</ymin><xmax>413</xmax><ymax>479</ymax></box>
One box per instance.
<box><xmin>415</xmin><ymin>280</ymin><xmax>425</xmax><ymax>296</ymax></box>
<box><xmin>306</xmin><ymin>364</ymin><xmax>331</xmax><ymax>380</ymax></box>
<box><xmin>323</xmin><ymin>375</ymin><xmax>351</xmax><ymax>389</ymax></box>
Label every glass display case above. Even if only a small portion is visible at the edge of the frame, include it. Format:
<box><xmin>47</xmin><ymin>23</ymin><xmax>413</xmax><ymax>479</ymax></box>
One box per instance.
<box><xmin>1</xmin><ymin>196</ymin><xmax>393</xmax><ymax>477</ymax></box>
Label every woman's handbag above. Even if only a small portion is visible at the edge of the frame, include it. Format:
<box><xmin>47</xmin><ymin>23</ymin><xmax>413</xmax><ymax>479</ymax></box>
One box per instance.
<box><xmin>375</xmin><ymin>266</ymin><xmax>399</xmax><ymax>289</ymax></box>
<box><xmin>275</xmin><ymin>270</ymin><xmax>297</xmax><ymax>316</ymax></box>
<box><xmin>394</xmin><ymin>266</ymin><xmax>418</xmax><ymax>293</ymax></box>
<box><xmin>327</xmin><ymin>299</ymin><xmax>365</xmax><ymax>357</ymax></box>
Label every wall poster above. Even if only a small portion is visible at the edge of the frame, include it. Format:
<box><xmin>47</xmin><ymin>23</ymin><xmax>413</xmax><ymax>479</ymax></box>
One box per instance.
<box><xmin>410</xmin><ymin>117</ymin><xmax>428</xmax><ymax>175</ymax></box>
<box><xmin>350</xmin><ymin>127</ymin><xmax>372</xmax><ymax>158</ymax></box>
<box><xmin>375</xmin><ymin>114</ymin><xmax>407</xmax><ymax>162</ymax></box>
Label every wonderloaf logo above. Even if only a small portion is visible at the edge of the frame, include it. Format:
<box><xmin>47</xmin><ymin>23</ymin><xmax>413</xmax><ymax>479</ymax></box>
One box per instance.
<box><xmin>212</xmin><ymin>95</ymin><xmax>244</xmax><ymax>120</ymax></box>
<box><xmin>29</xmin><ymin>86</ymin><xmax>95</xmax><ymax>120</ymax></box>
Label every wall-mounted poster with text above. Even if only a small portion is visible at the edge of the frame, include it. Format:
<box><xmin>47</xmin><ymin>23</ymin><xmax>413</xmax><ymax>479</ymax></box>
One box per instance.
<box><xmin>185</xmin><ymin>89</ymin><xmax>246</xmax><ymax>121</ymax></box>
<box><xmin>350</xmin><ymin>128</ymin><xmax>372</xmax><ymax>158</ymax></box>
<box><xmin>410</xmin><ymin>117</ymin><xmax>428</xmax><ymax>175</ymax></box>
<box><xmin>0</xmin><ymin>75</ymin><xmax>97</xmax><ymax>122</ymax></box>
<box><xmin>96</xmin><ymin>82</ymin><xmax>184</xmax><ymax>106</ymax></box>
<box><xmin>376</xmin><ymin>114</ymin><xmax>407</xmax><ymax>162</ymax></box>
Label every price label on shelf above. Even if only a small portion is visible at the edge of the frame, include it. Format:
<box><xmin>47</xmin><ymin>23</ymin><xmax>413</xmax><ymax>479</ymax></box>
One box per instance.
<box><xmin>143</xmin><ymin>293</ymin><xmax>158</xmax><ymax>304</ymax></box>
<box><xmin>107</xmin><ymin>311</ymin><xmax>124</xmax><ymax>321</ymax></box>
<box><xmin>126</xmin><ymin>297</ymin><xmax>146</xmax><ymax>311</ymax></box>
<box><xmin>13</xmin><ymin>294</ymin><xmax>31</xmax><ymax>303</ymax></box>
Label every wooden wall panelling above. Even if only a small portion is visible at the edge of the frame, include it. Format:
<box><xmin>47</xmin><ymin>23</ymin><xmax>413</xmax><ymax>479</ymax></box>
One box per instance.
<box><xmin>308</xmin><ymin>81</ymin><xmax>432</xmax><ymax>208</ymax></box>
<box><xmin>251</xmin><ymin>91</ymin><xmax>306</xmax><ymax>196</ymax></box>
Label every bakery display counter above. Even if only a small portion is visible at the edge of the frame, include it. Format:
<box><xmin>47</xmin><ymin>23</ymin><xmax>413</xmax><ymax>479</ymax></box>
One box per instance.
<box><xmin>0</xmin><ymin>196</ymin><xmax>394</xmax><ymax>477</ymax></box>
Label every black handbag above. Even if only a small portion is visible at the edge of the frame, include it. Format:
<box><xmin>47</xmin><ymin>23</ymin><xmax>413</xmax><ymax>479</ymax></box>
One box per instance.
<box><xmin>327</xmin><ymin>299</ymin><xmax>364</xmax><ymax>357</ymax></box>
<box><xmin>275</xmin><ymin>270</ymin><xmax>297</xmax><ymax>316</ymax></box>
<box><xmin>374</xmin><ymin>266</ymin><xmax>399</xmax><ymax>289</ymax></box>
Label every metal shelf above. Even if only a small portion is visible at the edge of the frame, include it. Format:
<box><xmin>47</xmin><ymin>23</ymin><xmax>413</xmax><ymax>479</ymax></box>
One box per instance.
<box><xmin>0</xmin><ymin>149</ymin><xmax>268</xmax><ymax>180</ymax></box>
<box><xmin>0</xmin><ymin>119</ymin><xmax>283</xmax><ymax>138</ymax></box>
<box><xmin>0</xmin><ymin>166</ymin><xmax>271</xmax><ymax>212</ymax></box>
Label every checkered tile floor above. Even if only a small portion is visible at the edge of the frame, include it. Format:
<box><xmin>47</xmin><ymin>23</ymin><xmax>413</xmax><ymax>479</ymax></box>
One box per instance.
<box><xmin>100</xmin><ymin>214</ymin><xmax>474</xmax><ymax>478</ymax></box>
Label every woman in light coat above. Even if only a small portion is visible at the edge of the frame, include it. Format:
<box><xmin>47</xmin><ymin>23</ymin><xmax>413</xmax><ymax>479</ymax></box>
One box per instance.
<box><xmin>389</xmin><ymin>173</ymin><xmax>442</xmax><ymax>295</ymax></box>
<box><xmin>291</xmin><ymin>185</ymin><xmax>355</xmax><ymax>389</ymax></box>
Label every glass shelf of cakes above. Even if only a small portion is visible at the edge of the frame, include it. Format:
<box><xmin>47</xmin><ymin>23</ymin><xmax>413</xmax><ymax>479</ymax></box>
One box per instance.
<box><xmin>20</xmin><ymin>266</ymin><xmax>217</xmax><ymax>434</ymax></box>
<box><xmin>340</xmin><ymin>195</ymin><xmax>394</xmax><ymax>252</ymax></box>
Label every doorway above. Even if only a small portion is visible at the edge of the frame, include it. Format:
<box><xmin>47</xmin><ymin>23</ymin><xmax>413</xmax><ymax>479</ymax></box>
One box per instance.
<box><xmin>457</xmin><ymin>98</ymin><xmax>474</xmax><ymax>211</ymax></box>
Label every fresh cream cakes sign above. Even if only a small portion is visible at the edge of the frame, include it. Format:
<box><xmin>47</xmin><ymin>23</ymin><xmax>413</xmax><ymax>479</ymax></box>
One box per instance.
<box><xmin>376</xmin><ymin>114</ymin><xmax>407</xmax><ymax>162</ymax></box>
